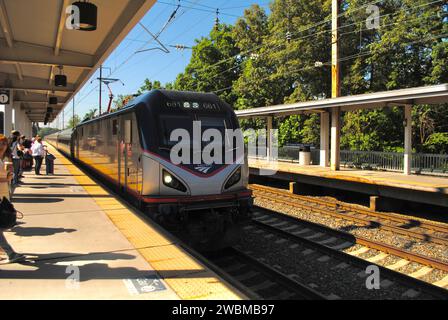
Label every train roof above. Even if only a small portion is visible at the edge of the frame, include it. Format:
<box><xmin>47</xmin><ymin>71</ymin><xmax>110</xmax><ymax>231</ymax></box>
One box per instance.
<box><xmin>77</xmin><ymin>90</ymin><xmax>231</xmax><ymax>127</ymax></box>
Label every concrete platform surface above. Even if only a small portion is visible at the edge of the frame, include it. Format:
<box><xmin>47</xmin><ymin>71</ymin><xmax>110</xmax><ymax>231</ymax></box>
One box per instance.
<box><xmin>0</xmin><ymin>145</ymin><xmax>243</xmax><ymax>300</ymax></box>
<box><xmin>249</xmin><ymin>159</ymin><xmax>448</xmax><ymax>194</ymax></box>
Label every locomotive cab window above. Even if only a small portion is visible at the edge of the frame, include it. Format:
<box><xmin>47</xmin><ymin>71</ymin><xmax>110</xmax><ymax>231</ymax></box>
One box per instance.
<box><xmin>159</xmin><ymin>114</ymin><xmax>193</xmax><ymax>148</ymax></box>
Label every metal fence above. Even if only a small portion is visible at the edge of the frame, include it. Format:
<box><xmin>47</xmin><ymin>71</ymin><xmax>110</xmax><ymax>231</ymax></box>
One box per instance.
<box><xmin>248</xmin><ymin>145</ymin><xmax>320</xmax><ymax>164</ymax></box>
<box><xmin>248</xmin><ymin>146</ymin><xmax>448</xmax><ymax>176</ymax></box>
<box><xmin>340</xmin><ymin>150</ymin><xmax>448</xmax><ymax>174</ymax></box>
<box><xmin>340</xmin><ymin>150</ymin><xmax>404</xmax><ymax>171</ymax></box>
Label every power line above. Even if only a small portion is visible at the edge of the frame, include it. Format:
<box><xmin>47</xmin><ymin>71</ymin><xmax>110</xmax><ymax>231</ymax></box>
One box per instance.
<box><xmin>212</xmin><ymin>31</ymin><xmax>448</xmax><ymax>94</ymax></box>
<box><xmin>157</xmin><ymin>1</ymin><xmax>241</xmax><ymax>18</ymax></box>
<box><xmin>176</xmin><ymin>0</ymin><xmax>446</xmax><ymax>80</ymax></box>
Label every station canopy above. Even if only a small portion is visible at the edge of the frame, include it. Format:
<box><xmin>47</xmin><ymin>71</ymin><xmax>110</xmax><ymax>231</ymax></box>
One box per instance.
<box><xmin>0</xmin><ymin>0</ymin><xmax>156</xmax><ymax>123</ymax></box>
<box><xmin>235</xmin><ymin>84</ymin><xmax>448</xmax><ymax>119</ymax></box>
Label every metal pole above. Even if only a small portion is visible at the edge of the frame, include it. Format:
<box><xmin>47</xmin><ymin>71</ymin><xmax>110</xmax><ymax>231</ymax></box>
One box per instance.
<box><xmin>99</xmin><ymin>65</ymin><xmax>103</xmax><ymax>116</ymax></box>
<box><xmin>72</xmin><ymin>95</ymin><xmax>75</xmax><ymax>128</ymax></box>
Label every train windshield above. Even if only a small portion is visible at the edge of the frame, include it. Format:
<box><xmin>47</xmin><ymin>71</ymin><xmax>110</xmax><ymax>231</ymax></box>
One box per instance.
<box><xmin>160</xmin><ymin>114</ymin><xmax>193</xmax><ymax>147</ymax></box>
<box><xmin>159</xmin><ymin>114</ymin><xmax>231</xmax><ymax>149</ymax></box>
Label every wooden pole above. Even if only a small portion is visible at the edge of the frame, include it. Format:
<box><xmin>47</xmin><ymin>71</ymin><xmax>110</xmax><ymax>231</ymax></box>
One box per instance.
<box><xmin>330</xmin><ymin>0</ymin><xmax>341</xmax><ymax>171</ymax></box>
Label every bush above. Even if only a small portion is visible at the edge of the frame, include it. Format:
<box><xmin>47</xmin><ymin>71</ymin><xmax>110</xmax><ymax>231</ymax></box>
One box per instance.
<box><xmin>423</xmin><ymin>133</ymin><xmax>448</xmax><ymax>154</ymax></box>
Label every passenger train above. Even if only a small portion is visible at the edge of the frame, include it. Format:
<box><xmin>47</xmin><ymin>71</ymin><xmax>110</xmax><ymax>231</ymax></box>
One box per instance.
<box><xmin>47</xmin><ymin>90</ymin><xmax>253</xmax><ymax>250</ymax></box>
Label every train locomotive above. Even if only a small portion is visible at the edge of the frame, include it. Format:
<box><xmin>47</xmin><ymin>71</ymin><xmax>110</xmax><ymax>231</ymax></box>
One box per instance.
<box><xmin>47</xmin><ymin>90</ymin><xmax>253</xmax><ymax>250</ymax></box>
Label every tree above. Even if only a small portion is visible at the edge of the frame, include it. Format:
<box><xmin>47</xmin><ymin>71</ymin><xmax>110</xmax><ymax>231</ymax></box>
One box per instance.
<box><xmin>112</xmin><ymin>94</ymin><xmax>134</xmax><ymax>111</ymax></box>
<box><xmin>83</xmin><ymin>108</ymin><xmax>97</xmax><ymax>121</ymax></box>
<box><xmin>67</xmin><ymin>115</ymin><xmax>81</xmax><ymax>129</ymax></box>
<box><xmin>175</xmin><ymin>23</ymin><xmax>241</xmax><ymax>105</ymax></box>
<box><xmin>38</xmin><ymin>127</ymin><xmax>59</xmax><ymax>138</ymax></box>
<box><xmin>137</xmin><ymin>79</ymin><xmax>162</xmax><ymax>94</ymax></box>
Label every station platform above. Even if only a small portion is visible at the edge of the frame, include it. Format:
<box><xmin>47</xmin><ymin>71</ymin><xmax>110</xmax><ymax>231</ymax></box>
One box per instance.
<box><xmin>249</xmin><ymin>159</ymin><xmax>448</xmax><ymax>208</ymax></box>
<box><xmin>0</xmin><ymin>145</ymin><xmax>244</xmax><ymax>300</ymax></box>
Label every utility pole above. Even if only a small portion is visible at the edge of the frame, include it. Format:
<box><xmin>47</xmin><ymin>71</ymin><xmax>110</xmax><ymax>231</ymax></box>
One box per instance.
<box><xmin>330</xmin><ymin>0</ymin><xmax>341</xmax><ymax>171</ymax></box>
<box><xmin>99</xmin><ymin>65</ymin><xmax>103</xmax><ymax>116</ymax></box>
<box><xmin>73</xmin><ymin>95</ymin><xmax>75</xmax><ymax>127</ymax></box>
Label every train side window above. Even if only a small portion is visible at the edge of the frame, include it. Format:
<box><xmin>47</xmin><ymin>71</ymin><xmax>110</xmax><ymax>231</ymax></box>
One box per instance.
<box><xmin>112</xmin><ymin>120</ymin><xmax>118</xmax><ymax>135</ymax></box>
<box><xmin>124</xmin><ymin>120</ymin><xmax>132</xmax><ymax>144</ymax></box>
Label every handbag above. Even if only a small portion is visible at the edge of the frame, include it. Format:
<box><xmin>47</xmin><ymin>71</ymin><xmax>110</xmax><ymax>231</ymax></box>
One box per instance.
<box><xmin>46</xmin><ymin>153</ymin><xmax>56</xmax><ymax>161</ymax></box>
<box><xmin>0</xmin><ymin>197</ymin><xmax>22</xmax><ymax>229</ymax></box>
<box><xmin>23</xmin><ymin>152</ymin><xmax>32</xmax><ymax>160</ymax></box>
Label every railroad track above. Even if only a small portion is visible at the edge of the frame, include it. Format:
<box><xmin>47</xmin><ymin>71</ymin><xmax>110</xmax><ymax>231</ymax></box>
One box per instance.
<box><xmin>248</xmin><ymin>205</ymin><xmax>448</xmax><ymax>298</ymax></box>
<box><xmin>204</xmin><ymin>247</ymin><xmax>327</xmax><ymax>300</ymax></box>
<box><xmin>250</xmin><ymin>184</ymin><xmax>448</xmax><ymax>247</ymax></box>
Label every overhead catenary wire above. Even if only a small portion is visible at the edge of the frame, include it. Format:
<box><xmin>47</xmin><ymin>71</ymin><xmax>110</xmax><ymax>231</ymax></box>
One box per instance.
<box><xmin>190</xmin><ymin>0</ymin><xmax>445</xmax><ymax>78</ymax></box>
<box><xmin>212</xmin><ymin>31</ymin><xmax>448</xmax><ymax>94</ymax></box>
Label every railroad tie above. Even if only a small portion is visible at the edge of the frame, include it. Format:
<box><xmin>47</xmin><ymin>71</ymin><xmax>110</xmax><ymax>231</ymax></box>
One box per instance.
<box><xmin>330</xmin><ymin>241</ymin><xmax>354</xmax><ymax>250</ymax></box>
<box><xmin>408</xmin><ymin>266</ymin><xmax>433</xmax><ymax>279</ymax></box>
<box><xmin>302</xmin><ymin>249</ymin><xmax>314</xmax><ymax>256</ymax></box>
<box><xmin>270</xmin><ymin>221</ymin><xmax>289</xmax><ymax>228</ymax></box>
<box><xmin>305</xmin><ymin>232</ymin><xmax>325</xmax><ymax>240</ymax></box>
<box><xmin>251</xmin><ymin>280</ymin><xmax>276</xmax><ymax>292</ymax></box>
<box><xmin>234</xmin><ymin>271</ymin><xmax>259</xmax><ymax>281</ymax></box>
<box><xmin>346</xmin><ymin>246</ymin><xmax>370</xmax><ymax>256</ymax></box>
<box><xmin>282</xmin><ymin>225</ymin><xmax>300</xmax><ymax>232</ymax></box>
<box><xmin>385</xmin><ymin>259</ymin><xmax>410</xmax><ymax>271</ymax></box>
<box><xmin>432</xmin><ymin>274</ymin><xmax>448</xmax><ymax>288</ymax></box>
<box><xmin>291</xmin><ymin>228</ymin><xmax>311</xmax><ymax>236</ymax></box>
<box><xmin>366</xmin><ymin>252</ymin><xmax>389</xmax><ymax>263</ymax></box>
<box><xmin>401</xmin><ymin>289</ymin><xmax>420</xmax><ymax>298</ymax></box>
<box><xmin>379</xmin><ymin>279</ymin><xmax>394</xmax><ymax>289</ymax></box>
<box><xmin>317</xmin><ymin>255</ymin><xmax>331</xmax><ymax>262</ymax></box>
<box><xmin>317</xmin><ymin>237</ymin><xmax>338</xmax><ymax>245</ymax></box>
<box><xmin>332</xmin><ymin>262</ymin><xmax>350</xmax><ymax>269</ymax></box>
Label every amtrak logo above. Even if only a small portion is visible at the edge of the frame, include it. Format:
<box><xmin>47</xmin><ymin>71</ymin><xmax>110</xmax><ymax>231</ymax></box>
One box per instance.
<box><xmin>194</xmin><ymin>165</ymin><xmax>212</xmax><ymax>174</ymax></box>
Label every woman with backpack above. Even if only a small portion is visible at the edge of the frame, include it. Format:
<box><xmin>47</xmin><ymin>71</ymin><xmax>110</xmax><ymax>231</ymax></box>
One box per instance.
<box><xmin>0</xmin><ymin>134</ymin><xmax>25</xmax><ymax>263</ymax></box>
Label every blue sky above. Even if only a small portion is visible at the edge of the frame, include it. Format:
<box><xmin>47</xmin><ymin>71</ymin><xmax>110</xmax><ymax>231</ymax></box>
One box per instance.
<box><xmin>53</xmin><ymin>0</ymin><xmax>271</xmax><ymax>128</ymax></box>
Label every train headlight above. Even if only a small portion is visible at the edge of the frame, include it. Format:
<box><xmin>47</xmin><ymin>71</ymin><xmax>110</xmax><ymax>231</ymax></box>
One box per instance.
<box><xmin>163</xmin><ymin>170</ymin><xmax>187</xmax><ymax>192</ymax></box>
<box><xmin>164</xmin><ymin>174</ymin><xmax>173</xmax><ymax>184</ymax></box>
<box><xmin>225</xmin><ymin>167</ymin><xmax>241</xmax><ymax>189</ymax></box>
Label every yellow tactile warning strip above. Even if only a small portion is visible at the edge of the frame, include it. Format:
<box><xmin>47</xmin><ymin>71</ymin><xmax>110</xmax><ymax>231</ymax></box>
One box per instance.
<box><xmin>47</xmin><ymin>145</ymin><xmax>243</xmax><ymax>300</ymax></box>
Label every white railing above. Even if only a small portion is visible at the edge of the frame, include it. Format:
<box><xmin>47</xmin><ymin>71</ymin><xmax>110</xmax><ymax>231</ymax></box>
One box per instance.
<box><xmin>248</xmin><ymin>146</ymin><xmax>448</xmax><ymax>176</ymax></box>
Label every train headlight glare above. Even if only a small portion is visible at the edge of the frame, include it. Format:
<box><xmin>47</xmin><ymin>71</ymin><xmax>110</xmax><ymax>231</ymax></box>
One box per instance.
<box><xmin>225</xmin><ymin>167</ymin><xmax>241</xmax><ymax>189</ymax></box>
<box><xmin>162</xmin><ymin>170</ymin><xmax>187</xmax><ymax>192</ymax></box>
<box><xmin>164</xmin><ymin>175</ymin><xmax>173</xmax><ymax>184</ymax></box>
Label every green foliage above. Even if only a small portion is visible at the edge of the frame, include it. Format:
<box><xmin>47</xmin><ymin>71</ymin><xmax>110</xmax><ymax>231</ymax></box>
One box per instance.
<box><xmin>128</xmin><ymin>0</ymin><xmax>448</xmax><ymax>154</ymax></box>
<box><xmin>112</xmin><ymin>94</ymin><xmax>134</xmax><ymax>112</ymax></box>
<box><xmin>83</xmin><ymin>108</ymin><xmax>97</xmax><ymax>121</ymax></box>
<box><xmin>67</xmin><ymin>115</ymin><xmax>81</xmax><ymax>129</ymax></box>
<box><xmin>423</xmin><ymin>133</ymin><xmax>448</xmax><ymax>154</ymax></box>
<box><xmin>38</xmin><ymin>127</ymin><xmax>59</xmax><ymax>138</ymax></box>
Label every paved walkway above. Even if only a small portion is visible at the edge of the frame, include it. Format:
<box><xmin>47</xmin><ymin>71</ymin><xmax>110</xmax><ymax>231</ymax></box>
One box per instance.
<box><xmin>0</xmin><ymin>146</ymin><xmax>243</xmax><ymax>300</ymax></box>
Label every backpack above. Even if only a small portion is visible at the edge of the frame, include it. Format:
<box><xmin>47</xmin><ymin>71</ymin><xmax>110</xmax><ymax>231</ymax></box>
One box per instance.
<box><xmin>0</xmin><ymin>197</ymin><xmax>22</xmax><ymax>229</ymax></box>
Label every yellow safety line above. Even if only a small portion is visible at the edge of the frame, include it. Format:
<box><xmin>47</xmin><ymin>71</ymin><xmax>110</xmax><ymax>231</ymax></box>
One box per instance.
<box><xmin>47</xmin><ymin>145</ymin><xmax>242</xmax><ymax>300</ymax></box>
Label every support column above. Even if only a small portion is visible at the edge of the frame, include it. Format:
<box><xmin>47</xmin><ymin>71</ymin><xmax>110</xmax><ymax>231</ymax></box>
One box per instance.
<box><xmin>404</xmin><ymin>105</ymin><xmax>412</xmax><ymax>175</ymax></box>
<box><xmin>320</xmin><ymin>112</ymin><xmax>330</xmax><ymax>167</ymax></box>
<box><xmin>4</xmin><ymin>91</ymin><xmax>13</xmax><ymax>136</ymax></box>
<box><xmin>266</xmin><ymin>116</ymin><xmax>273</xmax><ymax>161</ymax></box>
<box><xmin>330</xmin><ymin>107</ymin><xmax>341</xmax><ymax>171</ymax></box>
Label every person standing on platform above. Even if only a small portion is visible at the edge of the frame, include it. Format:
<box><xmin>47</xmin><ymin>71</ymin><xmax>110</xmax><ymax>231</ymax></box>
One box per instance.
<box><xmin>0</xmin><ymin>134</ymin><xmax>25</xmax><ymax>263</ymax></box>
<box><xmin>9</xmin><ymin>131</ymin><xmax>22</xmax><ymax>186</ymax></box>
<box><xmin>31</xmin><ymin>137</ymin><xmax>45</xmax><ymax>175</ymax></box>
